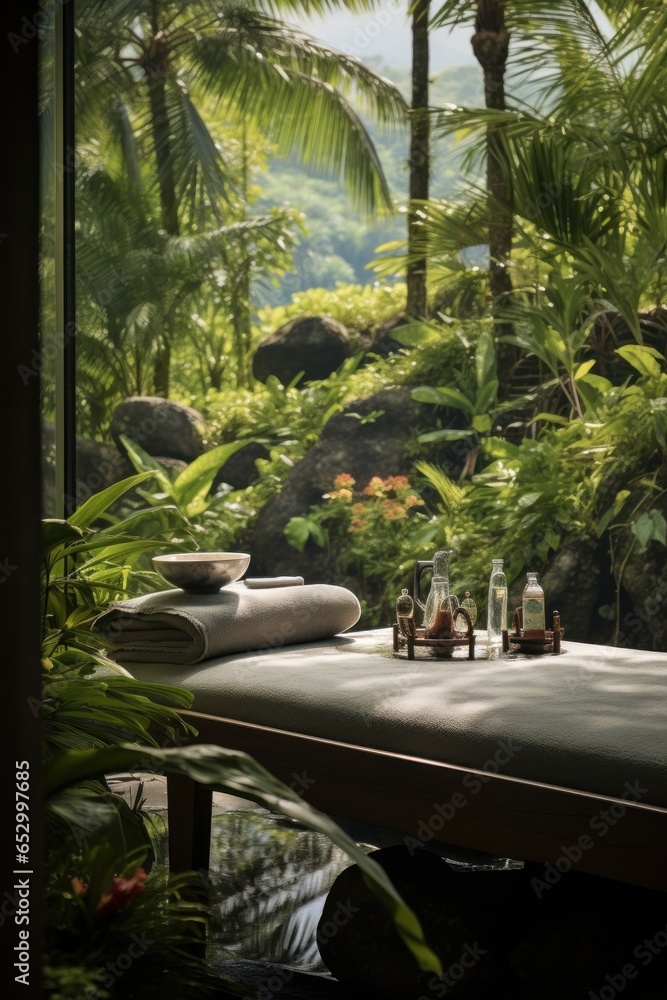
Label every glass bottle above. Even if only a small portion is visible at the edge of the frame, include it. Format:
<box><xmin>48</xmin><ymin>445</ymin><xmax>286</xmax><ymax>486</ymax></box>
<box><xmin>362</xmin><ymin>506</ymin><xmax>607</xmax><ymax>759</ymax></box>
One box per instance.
<box><xmin>487</xmin><ymin>559</ymin><xmax>507</xmax><ymax>646</ymax></box>
<box><xmin>422</xmin><ymin>550</ymin><xmax>459</xmax><ymax>639</ymax></box>
<box><xmin>522</xmin><ymin>572</ymin><xmax>546</xmax><ymax>635</ymax></box>
<box><xmin>396</xmin><ymin>588</ymin><xmax>414</xmax><ymax>621</ymax></box>
<box><xmin>460</xmin><ymin>592</ymin><xmax>477</xmax><ymax>628</ymax></box>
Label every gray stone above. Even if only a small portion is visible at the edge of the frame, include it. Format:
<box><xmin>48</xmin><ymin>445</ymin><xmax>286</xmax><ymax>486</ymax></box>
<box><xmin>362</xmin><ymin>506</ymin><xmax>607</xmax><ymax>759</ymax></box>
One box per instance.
<box><xmin>252</xmin><ymin>315</ymin><xmax>353</xmax><ymax>386</ymax></box>
<box><xmin>317</xmin><ymin>846</ymin><xmax>530</xmax><ymax>999</ymax></box>
<box><xmin>537</xmin><ymin>538</ymin><xmax>602</xmax><ymax>642</ymax></box>
<box><xmin>213</xmin><ymin>441</ymin><xmax>270</xmax><ymax>491</ymax></box>
<box><xmin>369</xmin><ymin>310</ymin><xmax>411</xmax><ymax>358</ymax></box>
<box><xmin>248</xmin><ymin>388</ymin><xmax>427</xmax><ymax>579</ymax></box>
<box><xmin>612</xmin><ymin>494</ymin><xmax>667</xmax><ymax>652</ymax></box>
<box><xmin>506</xmin><ymin>539</ymin><xmax>608</xmax><ymax>643</ymax></box>
<box><xmin>153</xmin><ymin>456</ymin><xmax>188</xmax><ymax>479</ymax></box>
<box><xmin>111</xmin><ymin>396</ymin><xmax>205</xmax><ymax>462</ymax></box>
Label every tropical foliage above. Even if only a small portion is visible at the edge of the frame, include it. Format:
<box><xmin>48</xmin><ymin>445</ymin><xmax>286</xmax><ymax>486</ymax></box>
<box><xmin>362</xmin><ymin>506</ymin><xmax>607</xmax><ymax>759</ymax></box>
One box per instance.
<box><xmin>40</xmin><ymin>1</ymin><xmax>667</xmax><ymax>991</ymax></box>
<box><xmin>42</xmin><ymin>477</ymin><xmax>440</xmax><ymax>994</ymax></box>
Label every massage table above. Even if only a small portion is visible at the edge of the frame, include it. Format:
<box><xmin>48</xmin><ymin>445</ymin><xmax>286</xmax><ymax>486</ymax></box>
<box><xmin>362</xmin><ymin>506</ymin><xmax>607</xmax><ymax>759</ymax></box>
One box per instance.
<box><xmin>125</xmin><ymin>630</ymin><xmax>667</xmax><ymax>891</ymax></box>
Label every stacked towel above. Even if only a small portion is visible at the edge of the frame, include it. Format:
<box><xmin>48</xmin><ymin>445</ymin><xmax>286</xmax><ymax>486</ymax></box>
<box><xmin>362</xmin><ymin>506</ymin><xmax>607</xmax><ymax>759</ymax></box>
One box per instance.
<box><xmin>92</xmin><ymin>581</ymin><xmax>361</xmax><ymax>665</ymax></box>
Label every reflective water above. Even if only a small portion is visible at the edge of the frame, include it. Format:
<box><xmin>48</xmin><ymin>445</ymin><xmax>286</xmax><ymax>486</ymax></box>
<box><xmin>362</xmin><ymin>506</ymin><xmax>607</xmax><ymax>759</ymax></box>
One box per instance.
<box><xmin>206</xmin><ymin>808</ymin><xmax>352</xmax><ymax>972</ymax></box>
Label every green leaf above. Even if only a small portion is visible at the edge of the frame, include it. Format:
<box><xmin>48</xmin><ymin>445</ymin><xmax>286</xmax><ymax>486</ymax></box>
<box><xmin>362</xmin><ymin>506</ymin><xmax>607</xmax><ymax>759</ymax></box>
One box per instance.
<box><xmin>43</xmin><ymin>519</ymin><xmax>85</xmax><ymax>553</ymax></box>
<box><xmin>68</xmin><ymin>473</ymin><xmax>156</xmax><ymax>528</ymax></box>
<box><xmin>481</xmin><ymin>437</ymin><xmax>520</xmax><ymax>461</ymax></box>
<box><xmin>45</xmin><ymin>743</ymin><xmax>441</xmax><ymax>977</ymax></box>
<box><xmin>596</xmin><ymin>490</ymin><xmax>631</xmax><ymax>537</ymax></box>
<box><xmin>474</xmin><ymin>378</ymin><xmax>499</xmax><ymax>415</ymax></box>
<box><xmin>574</xmin><ymin>359</ymin><xmax>597</xmax><ymax>380</ymax></box>
<box><xmin>631</xmin><ymin>510</ymin><xmax>667</xmax><ymax>552</ymax></box>
<box><xmin>471</xmin><ymin>413</ymin><xmax>492</xmax><ymax>433</ymax></box>
<box><xmin>418</xmin><ymin>428</ymin><xmax>475</xmax><ymax>443</ymax></box>
<box><xmin>517</xmin><ymin>492</ymin><xmax>542</xmax><ymax>509</ymax></box>
<box><xmin>653</xmin><ymin>407</ymin><xmax>667</xmax><ymax>451</ymax></box>
<box><xmin>119</xmin><ymin>436</ymin><xmax>173</xmax><ymax>495</ymax></box>
<box><xmin>616</xmin><ymin>346</ymin><xmax>663</xmax><ymax>378</ymax></box>
<box><xmin>172</xmin><ymin>442</ymin><xmax>246</xmax><ymax>517</ymax></box>
<box><xmin>411</xmin><ymin>386</ymin><xmax>473</xmax><ymax>413</ymax></box>
<box><xmin>389</xmin><ymin>322</ymin><xmax>440</xmax><ymax>347</ymax></box>
<box><xmin>530</xmin><ymin>412</ymin><xmax>570</xmax><ymax>426</ymax></box>
<box><xmin>475</xmin><ymin>331</ymin><xmax>496</xmax><ymax>389</ymax></box>
<box><xmin>578</xmin><ymin>373</ymin><xmax>613</xmax><ymax>394</ymax></box>
<box><xmin>284</xmin><ymin>516</ymin><xmax>314</xmax><ymax>553</ymax></box>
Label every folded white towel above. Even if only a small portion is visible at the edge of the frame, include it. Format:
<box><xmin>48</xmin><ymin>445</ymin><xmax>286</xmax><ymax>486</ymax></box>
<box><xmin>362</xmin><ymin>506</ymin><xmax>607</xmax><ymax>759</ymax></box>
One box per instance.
<box><xmin>92</xmin><ymin>582</ymin><xmax>360</xmax><ymax>665</ymax></box>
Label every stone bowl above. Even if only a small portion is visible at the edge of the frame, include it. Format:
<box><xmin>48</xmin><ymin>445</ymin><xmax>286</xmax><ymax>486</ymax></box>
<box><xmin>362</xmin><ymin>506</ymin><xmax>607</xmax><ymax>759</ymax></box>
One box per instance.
<box><xmin>152</xmin><ymin>552</ymin><xmax>250</xmax><ymax>594</ymax></box>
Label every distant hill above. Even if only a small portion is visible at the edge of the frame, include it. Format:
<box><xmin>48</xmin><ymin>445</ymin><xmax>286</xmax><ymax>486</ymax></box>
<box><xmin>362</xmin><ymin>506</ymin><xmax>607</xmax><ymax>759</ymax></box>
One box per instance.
<box><xmin>255</xmin><ymin>62</ymin><xmax>483</xmax><ymax>306</ymax></box>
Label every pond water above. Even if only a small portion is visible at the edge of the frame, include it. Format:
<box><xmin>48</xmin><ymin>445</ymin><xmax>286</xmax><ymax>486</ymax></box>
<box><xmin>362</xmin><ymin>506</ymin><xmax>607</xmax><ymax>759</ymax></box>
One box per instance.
<box><xmin>206</xmin><ymin>807</ymin><xmax>355</xmax><ymax>972</ymax></box>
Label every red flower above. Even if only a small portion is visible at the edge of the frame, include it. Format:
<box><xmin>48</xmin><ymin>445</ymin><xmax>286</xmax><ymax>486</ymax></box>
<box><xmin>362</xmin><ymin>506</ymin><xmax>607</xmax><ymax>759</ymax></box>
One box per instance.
<box><xmin>95</xmin><ymin>867</ymin><xmax>147</xmax><ymax>918</ymax></box>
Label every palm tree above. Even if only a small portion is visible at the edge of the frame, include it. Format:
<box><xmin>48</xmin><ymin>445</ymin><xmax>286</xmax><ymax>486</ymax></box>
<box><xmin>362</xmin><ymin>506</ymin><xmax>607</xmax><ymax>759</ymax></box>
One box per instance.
<box><xmin>406</xmin><ymin>0</ymin><xmax>431</xmax><ymax>320</ymax></box>
<box><xmin>77</xmin><ymin>0</ymin><xmax>408</xmax><ymax>394</ymax></box>
<box><xmin>416</xmin><ymin>2</ymin><xmax>667</xmax><ymax>388</ymax></box>
<box><xmin>75</xmin><ymin>150</ymin><xmax>296</xmax><ymax>428</ymax></box>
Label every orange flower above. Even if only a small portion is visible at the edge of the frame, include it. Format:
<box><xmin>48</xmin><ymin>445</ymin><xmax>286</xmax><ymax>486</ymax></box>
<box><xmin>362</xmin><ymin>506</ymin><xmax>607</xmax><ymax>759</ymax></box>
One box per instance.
<box><xmin>333</xmin><ymin>473</ymin><xmax>356</xmax><ymax>489</ymax></box>
<box><xmin>404</xmin><ymin>494</ymin><xmax>425</xmax><ymax>508</ymax></box>
<box><xmin>363</xmin><ymin>476</ymin><xmax>386</xmax><ymax>497</ymax></box>
<box><xmin>382</xmin><ymin>499</ymin><xmax>408</xmax><ymax>520</ymax></box>
<box><xmin>349</xmin><ymin>517</ymin><xmax>368</xmax><ymax>533</ymax></box>
<box><xmin>95</xmin><ymin>868</ymin><xmax>147</xmax><ymax>919</ymax></box>
<box><xmin>351</xmin><ymin>503</ymin><xmax>366</xmax><ymax>515</ymax></box>
<box><xmin>383</xmin><ymin>475</ymin><xmax>410</xmax><ymax>491</ymax></box>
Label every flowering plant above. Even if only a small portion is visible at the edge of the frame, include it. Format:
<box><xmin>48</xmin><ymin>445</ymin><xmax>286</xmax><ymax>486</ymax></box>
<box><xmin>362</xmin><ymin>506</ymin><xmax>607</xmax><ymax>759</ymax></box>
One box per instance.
<box><xmin>285</xmin><ymin>473</ymin><xmax>433</xmax><ymax>623</ymax></box>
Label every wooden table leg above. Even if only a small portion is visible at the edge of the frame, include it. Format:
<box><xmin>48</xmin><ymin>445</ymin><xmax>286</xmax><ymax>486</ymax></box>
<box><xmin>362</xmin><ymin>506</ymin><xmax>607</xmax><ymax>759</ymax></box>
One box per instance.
<box><xmin>166</xmin><ymin>773</ymin><xmax>212</xmax><ymax>874</ymax></box>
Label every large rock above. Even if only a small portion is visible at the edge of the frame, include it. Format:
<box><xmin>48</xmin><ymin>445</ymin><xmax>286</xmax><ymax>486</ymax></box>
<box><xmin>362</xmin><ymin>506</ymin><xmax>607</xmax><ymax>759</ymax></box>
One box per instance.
<box><xmin>111</xmin><ymin>396</ymin><xmax>205</xmax><ymax>462</ymax></box>
<box><xmin>252</xmin><ymin>315</ymin><xmax>353</xmax><ymax>385</ymax></box>
<box><xmin>248</xmin><ymin>388</ymin><xmax>428</xmax><ymax>579</ymax></box>
<box><xmin>369</xmin><ymin>310</ymin><xmax>411</xmax><ymax>358</ymax></box>
<box><xmin>212</xmin><ymin>441</ymin><xmax>270</xmax><ymax>492</ymax></box>
<box><xmin>317</xmin><ymin>847</ymin><xmax>533</xmax><ymax>999</ymax></box>
<box><xmin>611</xmin><ymin>494</ymin><xmax>667</xmax><ymax>652</ymax></box>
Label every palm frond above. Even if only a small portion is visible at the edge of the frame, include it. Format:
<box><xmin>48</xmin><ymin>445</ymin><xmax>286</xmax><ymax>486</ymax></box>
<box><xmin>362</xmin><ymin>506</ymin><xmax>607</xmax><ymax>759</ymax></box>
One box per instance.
<box><xmin>192</xmin><ymin>27</ymin><xmax>398</xmax><ymax>214</ymax></box>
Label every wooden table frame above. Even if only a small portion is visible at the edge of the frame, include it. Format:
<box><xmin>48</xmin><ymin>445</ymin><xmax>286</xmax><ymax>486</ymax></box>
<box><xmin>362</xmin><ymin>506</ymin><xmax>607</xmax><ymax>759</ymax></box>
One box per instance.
<box><xmin>167</xmin><ymin>709</ymin><xmax>667</xmax><ymax>892</ymax></box>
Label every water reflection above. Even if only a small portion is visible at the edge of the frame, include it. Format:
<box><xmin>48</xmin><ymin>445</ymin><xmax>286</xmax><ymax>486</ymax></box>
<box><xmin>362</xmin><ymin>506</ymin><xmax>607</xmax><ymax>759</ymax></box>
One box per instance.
<box><xmin>207</xmin><ymin>809</ymin><xmax>351</xmax><ymax>972</ymax></box>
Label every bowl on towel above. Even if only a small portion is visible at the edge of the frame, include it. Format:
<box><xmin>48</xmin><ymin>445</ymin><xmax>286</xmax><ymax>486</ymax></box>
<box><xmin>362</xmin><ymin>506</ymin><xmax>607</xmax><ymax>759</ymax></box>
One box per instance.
<box><xmin>152</xmin><ymin>552</ymin><xmax>250</xmax><ymax>593</ymax></box>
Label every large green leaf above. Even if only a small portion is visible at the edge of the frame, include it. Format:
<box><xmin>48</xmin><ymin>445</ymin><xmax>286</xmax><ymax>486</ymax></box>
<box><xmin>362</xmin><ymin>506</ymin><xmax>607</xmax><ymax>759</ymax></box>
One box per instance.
<box><xmin>43</xmin><ymin>519</ymin><xmax>85</xmax><ymax>553</ymax></box>
<box><xmin>631</xmin><ymin>510</ymin><xmax>667</xmax><ymax>552</ymax></box>
<box><xmin>173</xmin><ymin>441</ymin><xmax>246</xmax><ymax>517</ymax></box>
<box><xmin>475</xmin><ymin>331</ymin><xmax>497</xmax><ymax>390</ymax></box>
<box><xmin>411</xmin><ymin>385</ymin><xmax>473</xmax><ymax>413</ymax></box>
<box><xmin>119</xmin><ymin>435</ymin><xmax>173</xmax><ymax>495</ymax></box>
<box><xmin>45</xmin><ymin>742</ymin><xmax>442</xmax><ymax>977</ymax></box>
<box><xmin>68</xmin><ymin>472</ymin><xmax>156</xmax><ymax>528</ymax></box>
<box><xmin>616</xmin><ymin>345</ymin><xmax>664</xmax><ymax>379</ymax></box>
